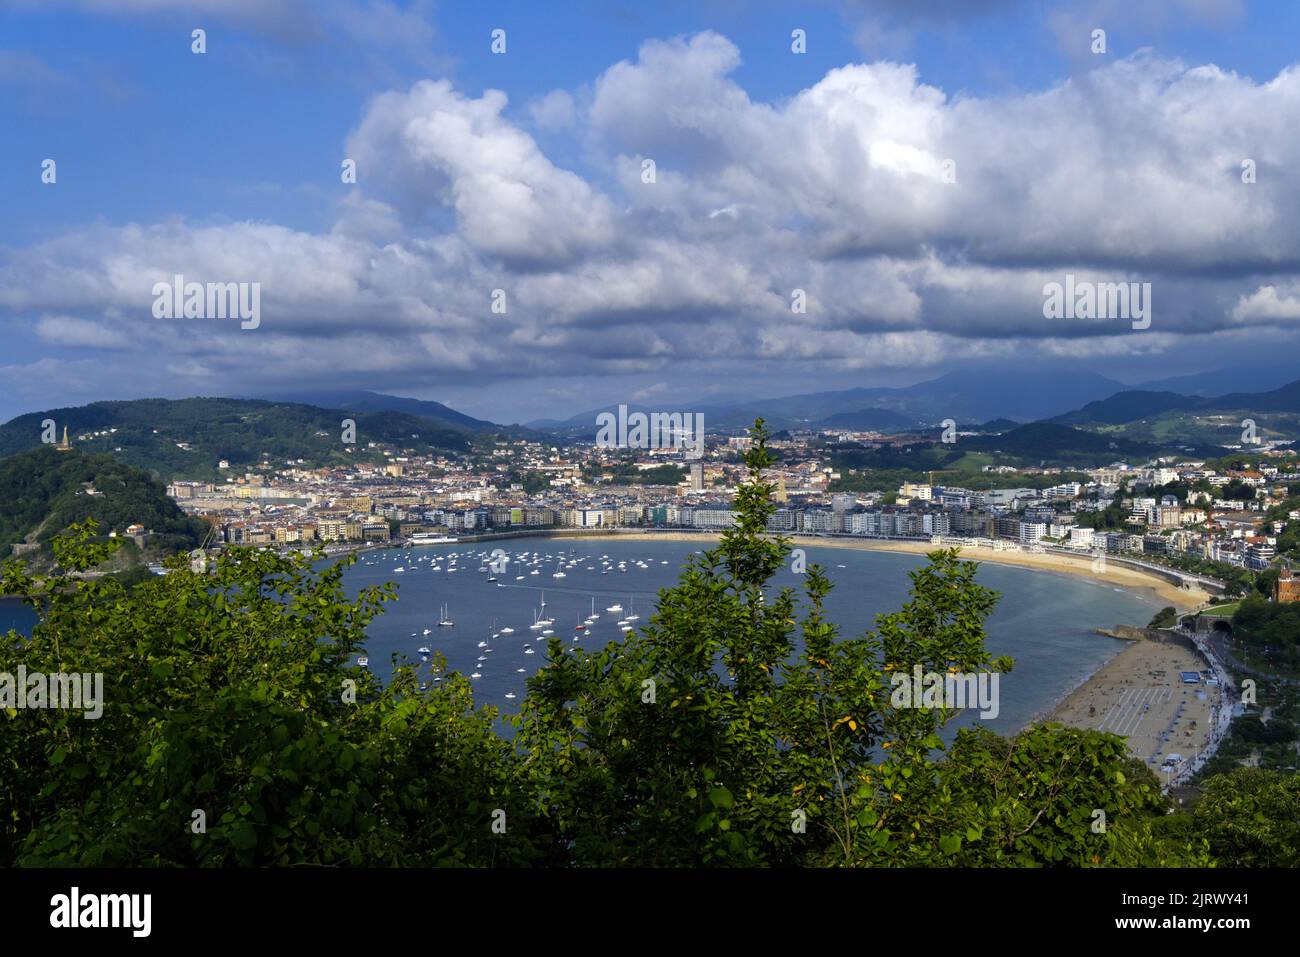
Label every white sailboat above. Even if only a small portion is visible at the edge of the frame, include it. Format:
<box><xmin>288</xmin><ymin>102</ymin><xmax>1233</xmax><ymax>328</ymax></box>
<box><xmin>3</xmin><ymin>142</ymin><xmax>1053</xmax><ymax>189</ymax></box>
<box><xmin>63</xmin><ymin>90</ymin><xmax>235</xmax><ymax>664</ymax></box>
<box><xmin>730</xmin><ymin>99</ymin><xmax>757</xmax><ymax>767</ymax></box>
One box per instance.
<box><xmin>438</xmin><ymin>604</ymin><xmax>454</xmax><ymax>627</ymax></box>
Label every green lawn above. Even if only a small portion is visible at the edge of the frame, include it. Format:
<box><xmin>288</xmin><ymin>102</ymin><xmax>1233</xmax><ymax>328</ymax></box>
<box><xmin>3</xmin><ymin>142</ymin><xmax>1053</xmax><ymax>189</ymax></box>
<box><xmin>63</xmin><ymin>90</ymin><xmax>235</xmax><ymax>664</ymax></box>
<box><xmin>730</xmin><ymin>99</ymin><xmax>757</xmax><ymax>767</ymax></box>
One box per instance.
<box><xmin>1203</xmin><ymin>601</ymin><xmax>1240</xmax><ymax>617</ymax></box>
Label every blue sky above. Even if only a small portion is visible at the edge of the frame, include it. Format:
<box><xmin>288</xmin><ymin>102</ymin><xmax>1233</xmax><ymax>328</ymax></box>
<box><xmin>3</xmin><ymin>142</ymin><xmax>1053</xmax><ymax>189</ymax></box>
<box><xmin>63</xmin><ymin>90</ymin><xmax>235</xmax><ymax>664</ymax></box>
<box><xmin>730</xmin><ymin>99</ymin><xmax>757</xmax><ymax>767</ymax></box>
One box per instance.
<box><xmin>2</xmin><ymin>0</ymin><xmax>1299</xmax><ymax>424</ymax></box>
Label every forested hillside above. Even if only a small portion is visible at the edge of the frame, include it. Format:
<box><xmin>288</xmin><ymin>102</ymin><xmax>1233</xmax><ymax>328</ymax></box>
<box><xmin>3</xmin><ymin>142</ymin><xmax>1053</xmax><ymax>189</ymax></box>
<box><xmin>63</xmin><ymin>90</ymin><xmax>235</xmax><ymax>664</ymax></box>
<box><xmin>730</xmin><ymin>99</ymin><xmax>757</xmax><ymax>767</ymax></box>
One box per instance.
<box><xmin>0</xmin><ymin>446</ymin><xmax>208</xmax><ymax>561</ymax></box>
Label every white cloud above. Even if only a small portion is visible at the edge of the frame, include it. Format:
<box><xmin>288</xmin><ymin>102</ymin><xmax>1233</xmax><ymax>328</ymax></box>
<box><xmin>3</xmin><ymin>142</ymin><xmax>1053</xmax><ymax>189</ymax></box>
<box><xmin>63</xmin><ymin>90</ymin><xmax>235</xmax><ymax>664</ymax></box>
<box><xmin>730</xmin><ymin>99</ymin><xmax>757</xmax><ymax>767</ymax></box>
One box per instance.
<box><xmin>35</xmin><ymin>315</ymin><xmax>130</xmax><ymax>349</ymax></box>
<box><xmin>1231</xmin><ymin>284</ymin><xmax>1300</xmax><ymax>324</ymax></box>
<box><xmin>529</xmin><ymin>89</ymin><xmax>577</xmax><ymax>131</ymax></box>
<box><xmin>3</xmin><ymin>32</ymin><xmax>1300</xmax><ymax>414</ymax></box>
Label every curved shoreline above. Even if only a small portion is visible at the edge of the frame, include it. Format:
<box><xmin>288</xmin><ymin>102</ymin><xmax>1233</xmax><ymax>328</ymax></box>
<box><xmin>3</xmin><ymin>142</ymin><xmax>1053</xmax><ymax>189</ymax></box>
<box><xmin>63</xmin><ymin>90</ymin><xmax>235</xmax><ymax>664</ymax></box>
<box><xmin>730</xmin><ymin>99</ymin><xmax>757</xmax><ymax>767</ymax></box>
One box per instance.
<box><xmin>351</xmin><ymin>528</ymin><xmax>1231</xmax><ymax>768</ymax></box>
<box><xmin>515</xmin><ymin>530</ymin><xmax>1210</xmax><ymax>613</ymax></box>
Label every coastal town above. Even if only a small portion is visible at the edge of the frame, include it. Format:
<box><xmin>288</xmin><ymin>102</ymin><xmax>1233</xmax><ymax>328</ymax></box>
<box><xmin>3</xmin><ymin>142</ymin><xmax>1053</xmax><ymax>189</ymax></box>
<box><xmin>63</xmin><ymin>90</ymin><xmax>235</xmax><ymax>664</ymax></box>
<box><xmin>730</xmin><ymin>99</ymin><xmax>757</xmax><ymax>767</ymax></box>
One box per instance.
<box><xmin>156</xmin><ymin>426</ymin><xmax>1299</xmax><ymax>591</ymax></box>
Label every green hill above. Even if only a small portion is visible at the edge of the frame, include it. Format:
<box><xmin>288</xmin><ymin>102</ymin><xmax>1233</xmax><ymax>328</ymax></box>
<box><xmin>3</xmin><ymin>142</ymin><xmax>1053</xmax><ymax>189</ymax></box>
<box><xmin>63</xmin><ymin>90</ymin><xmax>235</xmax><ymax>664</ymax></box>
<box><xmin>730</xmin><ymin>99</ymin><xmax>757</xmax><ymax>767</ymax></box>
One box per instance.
<box><xmin>1049</xmin><ymin>380</ymin><xmax>1300</xmax><ymax>447</ymax></box>
<box><xmin>0</xmin><ymin>397</ymin><xmax>474</xmax><ymax>482</ymax></box>
<box><xmin>0</xmin><ymin>446</ymin><xmax>209</xmax><ymax>563</ymax></box>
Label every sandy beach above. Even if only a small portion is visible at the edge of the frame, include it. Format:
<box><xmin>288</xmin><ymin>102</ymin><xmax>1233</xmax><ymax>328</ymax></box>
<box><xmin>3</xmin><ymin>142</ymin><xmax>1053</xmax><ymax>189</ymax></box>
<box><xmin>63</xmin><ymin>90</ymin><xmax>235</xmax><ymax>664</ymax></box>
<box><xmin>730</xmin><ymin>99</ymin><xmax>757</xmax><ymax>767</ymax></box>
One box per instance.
<box><xmin>1042</xmin><ymin>638</ymin><xmax>1219</xmax><ymax>774</ymax></box>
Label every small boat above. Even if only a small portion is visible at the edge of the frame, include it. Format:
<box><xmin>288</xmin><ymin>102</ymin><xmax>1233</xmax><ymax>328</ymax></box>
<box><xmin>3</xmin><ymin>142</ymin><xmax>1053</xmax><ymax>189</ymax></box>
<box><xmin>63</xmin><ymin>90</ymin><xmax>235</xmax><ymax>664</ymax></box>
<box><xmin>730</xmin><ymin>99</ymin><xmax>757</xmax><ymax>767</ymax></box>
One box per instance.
<box><xmin>417</xmin><ymin>646</ymin><xmax>431</xmax><ymax>655</ymax></box>
<box><xmin>394</xmin><ymin>566</ymin><xmax>405</xmax><ymax>573</ymax></box>
<box><xmin>499</xmin><ymin>626</ymin><xmax>515</xmax><ymax>635</ymax></box>
<box><xmin>542</xmin><ymin>629</ymin><xmax>554</xmax><ymax>636</ymax></box>
<box><xmin>524</xmin><ymin>648</ymin><xmax>535</xmax><ymax>655</ymax></box>
<box><xmin>470</xmin><ymin>672</ymin><xmax>481</xmax><ymax>679</ymax></box>
<box><xmin>438</xmin><ymin>604</ymin><xmax>454</xmax><ymax>627</ymax></box>
<box><xmin>553</xmin><ymin>571</ymin><xmax>566</xmax><ymax>578</ymax></box>
<box><xmin>516</xmin><ymin>668</ymin><xmax>526</xmax><ymax>673</ymax></box>
<box><xmin>505</xmin><ymin>692</ymin><xmax>517</xmax><ymax>700</ymax></box>
<box><xmin>422</xmin><ymin>628</ymin><xmax>432</xmax><ymax>635</ymax></box>
<box><xmin>606</xmin><ymin>603</ymin><xmax>623</xmax><ymax>613</ymax></box>
<box><xmin>357</xmin><ymin>656</ymin><xmax>370</xmax><ymax>667</ymax></box>
<box><xmin>477</xmin><ymin>640</ymin><xmax>488</xmax><ymax>648</ymax></box>
<box><xmin>515</xmin><ymin>575</ymin><xmax>525</xmax><ymax>580</ymax></box>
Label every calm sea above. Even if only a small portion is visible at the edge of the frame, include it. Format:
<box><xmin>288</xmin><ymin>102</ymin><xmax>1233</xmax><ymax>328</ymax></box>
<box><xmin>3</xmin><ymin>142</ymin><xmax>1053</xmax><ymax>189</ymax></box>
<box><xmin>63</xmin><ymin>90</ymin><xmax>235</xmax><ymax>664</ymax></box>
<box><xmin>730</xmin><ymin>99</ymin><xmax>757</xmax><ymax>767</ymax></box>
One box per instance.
<box><xmin>2</xmin><ymin>539</ymin><xmax>1158</xmax><ymax>736</ymax></box>
<box><xmin>0</xmin><ymin>599</ymin><xmax>36</xmax><ymax>640</ymax></box>
<box><xmin>331</xmin><ymin>538</ymin><xmax>1155</xmax><ymax>736</ymax></box>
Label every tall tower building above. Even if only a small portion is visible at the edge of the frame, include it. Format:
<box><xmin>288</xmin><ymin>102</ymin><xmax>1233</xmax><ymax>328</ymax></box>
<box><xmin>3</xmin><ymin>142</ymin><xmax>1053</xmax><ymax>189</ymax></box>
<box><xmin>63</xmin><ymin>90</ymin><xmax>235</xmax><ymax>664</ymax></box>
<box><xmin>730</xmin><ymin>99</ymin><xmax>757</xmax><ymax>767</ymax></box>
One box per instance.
<box><xmin>689</xmin><ymin>462</ymin><xmax>704</xmax><ymax>491</ymax></box>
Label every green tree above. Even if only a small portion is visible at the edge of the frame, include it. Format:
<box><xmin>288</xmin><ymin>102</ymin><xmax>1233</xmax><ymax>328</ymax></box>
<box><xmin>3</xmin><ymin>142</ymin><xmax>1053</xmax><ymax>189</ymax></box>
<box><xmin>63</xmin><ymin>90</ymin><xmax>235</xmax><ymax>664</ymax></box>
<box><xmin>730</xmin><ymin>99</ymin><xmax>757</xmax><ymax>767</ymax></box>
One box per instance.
<box><xmin>1190</xmin><ymin>768</ymin><xmax>1300</xmax><ymax>866</ymax></box>
<box><xmin>0</xmin><ymin>522</ymin><xmax>536</xmax><ymax>866</ymax></box>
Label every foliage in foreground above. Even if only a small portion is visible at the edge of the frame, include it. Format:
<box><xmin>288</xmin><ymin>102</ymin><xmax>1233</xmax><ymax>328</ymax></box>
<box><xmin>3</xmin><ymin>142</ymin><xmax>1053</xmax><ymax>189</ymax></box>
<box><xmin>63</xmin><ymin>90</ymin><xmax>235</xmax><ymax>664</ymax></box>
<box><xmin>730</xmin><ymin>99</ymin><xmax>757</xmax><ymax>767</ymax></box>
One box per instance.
<box><xmin>0</xmin><ymin>421</ymin><xmax>1270</xmax><ymax>867</ymax></box>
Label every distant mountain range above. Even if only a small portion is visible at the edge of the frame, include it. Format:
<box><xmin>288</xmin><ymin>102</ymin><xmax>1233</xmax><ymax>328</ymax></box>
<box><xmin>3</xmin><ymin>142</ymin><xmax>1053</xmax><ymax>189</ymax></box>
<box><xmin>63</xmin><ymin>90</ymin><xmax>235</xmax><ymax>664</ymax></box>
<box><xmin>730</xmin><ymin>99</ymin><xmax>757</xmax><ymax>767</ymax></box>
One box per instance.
<box><xmin>2</xmin><ymin>371</ymin><xmax>1294</xmax><ymax>482</ymax></box>
<box><xmin>532</xmin><ymin>369</ymin><xmax>1133</xmax><ymax>434</ymax></box>
<box><xmin>532</xmin><ymin>368</ymin><xmax>1300</xmax><ymax>450</ymax></box>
